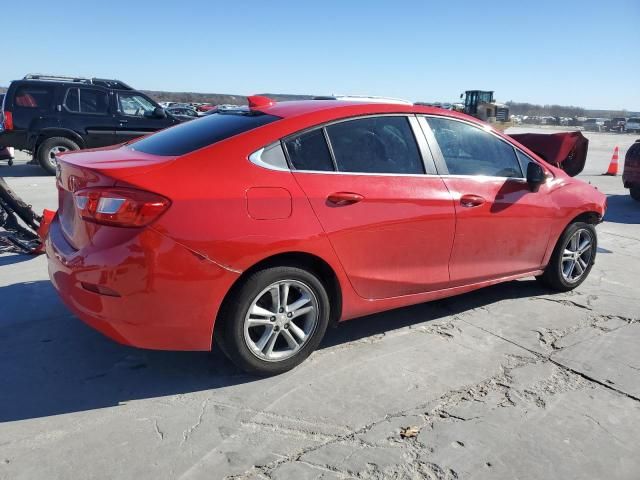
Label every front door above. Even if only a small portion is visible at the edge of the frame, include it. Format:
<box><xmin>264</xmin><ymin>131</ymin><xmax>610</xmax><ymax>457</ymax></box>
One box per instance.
<box><xmin>421</xmin><ymin>116</ymin><xmax>552</xmax><ymax>284</ymax></box>
<box><xmin>288</xmin><ymin>115</ymin><xmax>456</xmax><ymax>299</ymax></box>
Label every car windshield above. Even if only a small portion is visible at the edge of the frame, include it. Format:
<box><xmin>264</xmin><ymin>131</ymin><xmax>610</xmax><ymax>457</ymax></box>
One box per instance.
<box><xmin>130</xmin><ymin>111</ymin><xmax>281</xmax><ymax>156</ymax></box>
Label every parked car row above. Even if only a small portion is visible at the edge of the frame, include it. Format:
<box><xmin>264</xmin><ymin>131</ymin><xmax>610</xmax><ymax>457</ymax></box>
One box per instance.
<box><xmin>159</xmin><ymin>101</ymin><xmax>217</xmax><ymax>113</ymax></box>
<box><xmin>512</xmin><ymin>114</ymin><xmax>640</xmax><ymax>132</ymax></box>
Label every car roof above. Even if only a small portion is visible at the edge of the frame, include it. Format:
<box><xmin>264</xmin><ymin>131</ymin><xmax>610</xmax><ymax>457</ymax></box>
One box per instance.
<box><xmin>258</xmin><ymin>99</ymin><xmax>478</xmax><ymax>124</ymax></box>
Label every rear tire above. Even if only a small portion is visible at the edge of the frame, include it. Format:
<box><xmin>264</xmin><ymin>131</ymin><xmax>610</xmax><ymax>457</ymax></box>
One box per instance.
<box><xmin>630</xmin><ymin>187</ymin><xmax>640</xmax><ymax>202</ymax></box>
<box><xmin>215</xmin><ymin>266</ymin><xmax>330</xmax><ymax>375</ymax></box>
<box><xmin>536</xmin><ymin>222</ymin><xmax>597</xmax><ymax>292</ymax></box>
<box><xmin>37</xmin><ymin>137</ymin><xmax>79</xmax><ymax>175</ymax></box>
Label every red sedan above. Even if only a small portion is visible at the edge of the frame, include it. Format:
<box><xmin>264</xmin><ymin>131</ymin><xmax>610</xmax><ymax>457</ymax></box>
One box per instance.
<box><xmin>46</xmin><ymin>97</ymin><xmax>606</xmax><ymax>374</ymax></box>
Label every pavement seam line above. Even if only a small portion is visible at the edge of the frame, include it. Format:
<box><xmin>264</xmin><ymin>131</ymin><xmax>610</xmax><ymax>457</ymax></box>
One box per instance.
<box><xmin>461</xmin><ymin>319</ymin><xmax>640</xmax><ymax>403</ymax></box>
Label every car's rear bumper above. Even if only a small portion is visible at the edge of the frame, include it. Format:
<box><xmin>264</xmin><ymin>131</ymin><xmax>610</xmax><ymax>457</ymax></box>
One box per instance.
<box><xmin>46</xmin><ymin>216</ymin><xmax>240</xmax><ymax>350</ymax></box>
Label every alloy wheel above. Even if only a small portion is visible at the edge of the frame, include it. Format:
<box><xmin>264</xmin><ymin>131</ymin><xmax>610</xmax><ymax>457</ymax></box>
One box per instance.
<box><xmin>243</xmin><ymin>280</ymin><xmax>319</xmax><ymax>362</ymax></box>
<box><xmin>561</xmin><ymin>228</ymin><xmax>594</xmax><ymax>283</ymax></box>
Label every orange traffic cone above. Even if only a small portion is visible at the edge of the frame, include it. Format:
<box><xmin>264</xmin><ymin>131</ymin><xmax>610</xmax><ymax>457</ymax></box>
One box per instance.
<box><xmin>603</xmin><ymin>146</ymin><xmax>619</xmax><ymax>176</ymax></box>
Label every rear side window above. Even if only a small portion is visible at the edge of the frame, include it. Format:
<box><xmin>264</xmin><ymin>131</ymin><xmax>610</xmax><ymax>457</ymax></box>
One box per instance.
<box><xmin>326</xmin><ymin>116</ymin><xmax>423</xmax><ymax>174</ymax></box>
<box><xmin>64</xmin><ymin>88</ymin><xmax>109</xmax><ymax>114</ymax></box>
<box><xmin>13</xmin><ymin>85</ymin><xmax>54</xmax><ymax>109</ymax></box>
<box><xmin>284</xmin><ymin>129</ymin><xmax>335</xmax><ymax>171</ymax></box>
<box><xmin>131</xmin><ymin>112</ymin><xmax>280</xmax><ymax>156</ymax></box>
<box><xmin>427</xmin><ymin>117</ymin><xmax>522</xmax><ymax>177</ymax></box>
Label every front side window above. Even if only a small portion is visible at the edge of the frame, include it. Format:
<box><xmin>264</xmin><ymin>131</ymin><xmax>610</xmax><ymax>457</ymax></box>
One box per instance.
<box><xmin>427</xmin><ymin>117</ymin><xmax>522</xmax><ymax>177</ymax></box>
<box><xmin>326</xmin><ymin>116</ymin><xmax>424</xmax><ymax>174</ymax></box>
<box><xmin>118</xmin><ymin>94</ymin><xmax>156</xmax><ymax>117</ymax></box>
<box><xmin>14</xmin><ymin>86</ymin><xmax>54</xmax><ymax>109</ymax></box>
<box><xmin>284</xmin><ymin>129</ymin><xmax>334</xmax><ymax>171</ymax></box>
<box><xmin>516</xmin><ymin>150</ymin><xmax>535</xmax><ymax>175</ymax></box>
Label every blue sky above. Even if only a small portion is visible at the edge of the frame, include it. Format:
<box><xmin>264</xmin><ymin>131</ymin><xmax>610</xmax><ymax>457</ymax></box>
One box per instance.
<box><xmin>3</xmin><ymin>0</ymin><xmax>639</xmax><ymax>110</ymax></box>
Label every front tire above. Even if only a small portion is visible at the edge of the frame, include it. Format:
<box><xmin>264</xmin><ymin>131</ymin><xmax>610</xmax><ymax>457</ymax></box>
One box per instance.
<box><xmin>536</xmin><ymin>222</ymin><xmax>597</xmax><ymax>292</ymax></box>
<box><xmin>215</xmin><ymin>266</ymin><xmax>331</xmax><ymax>375</ymax></box>
<box><xmin>37</xmin><ymin>137</ymin><xmax>80</xmax><ymax>175</ymax></box>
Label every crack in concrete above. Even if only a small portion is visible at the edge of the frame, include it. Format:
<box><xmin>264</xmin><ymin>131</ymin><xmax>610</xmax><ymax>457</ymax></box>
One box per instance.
<box><xmin>531</xmin><ymin>297</ymin><xmax>593</xmax><ymax>311</ymax></box>
<box><xmin>547</xmin><ymin>358</ymin><xmax>640</xmax><ymax>403</ymax></box>
<box><xmin>181</xmin><ymin>399</ymin><xmax>208</xmax><ymax>445</ymax></box>
<box><xmin>418</xmin><ymin>321</ymin><xmax>462</xmax><ymax>340</ymax></box>
<box><xmin>464</xmin><ymin>319</ymin><xmax>640</xmax><ymax>403</ymax></box>
<box><xmin>153</xmin><ymin>419</ymin><xmax>164</xmax><ymax>441</ymax></box>
<box><xmin>239</xmin><ymin>420</ymin><xmax>338</xmax><ymax>442</ymax></box>
<box><xmin>207</xmin><ymin>399</ymin><xmax>351</xmax><ymax>435</ymax></box>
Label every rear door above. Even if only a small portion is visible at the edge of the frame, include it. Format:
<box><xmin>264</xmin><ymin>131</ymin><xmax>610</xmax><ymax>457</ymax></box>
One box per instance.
<box><xmin>114</xmin><ymin>92</ymin><xmax>176</xmax><ymax>143</ymax></box>
<box><xmin>421</xmin><ymin>116</ymin><xmax>553</xmax><ymax>284</ymax></box>
<box><xmin>289</xmin><ymin>115</ymin><xmax>456</xmax><ymax>300</ymax></box>
<box><xmin>62</xmin><ymin>86</ymin><xmax>116</xmax><ymax>148</ymax></box>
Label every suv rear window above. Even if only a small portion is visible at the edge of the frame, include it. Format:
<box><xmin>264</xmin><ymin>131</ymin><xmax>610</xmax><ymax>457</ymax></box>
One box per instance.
<box><xmin>131</xmin><ymin>111</ymin><xmax>280</xmax><ymax>156</ymax></box>
<box><xmin>14</xmin><ymin>85</ymin><xmax>54</xmax><ymax>109</ymax></box>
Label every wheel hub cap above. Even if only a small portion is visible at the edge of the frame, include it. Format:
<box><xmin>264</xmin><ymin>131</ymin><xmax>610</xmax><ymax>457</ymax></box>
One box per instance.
<box><xmin>561</xmin><ymin>229</ymin><xmax>593</xmax><ymax>283</ymax></box>
<box><xmin>243</xmin><ymin>280</ymin><xmax>319</xmax><ymax>362</ymax></box>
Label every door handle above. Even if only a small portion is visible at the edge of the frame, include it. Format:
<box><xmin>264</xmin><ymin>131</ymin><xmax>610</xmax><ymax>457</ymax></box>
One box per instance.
<box><xmin>119</xmin><ymin>119</ymin><xmax>128</xmax><ymax>124</ymax></box>
<box><xmin>327</xmin><ymin>192</ymin><xmax>364</xmax><ymax>206</ymax></box>
<box><xmin>460</xmin><ymin>194</ymin><xmax>485</xmax><ymax>207</ymax></box>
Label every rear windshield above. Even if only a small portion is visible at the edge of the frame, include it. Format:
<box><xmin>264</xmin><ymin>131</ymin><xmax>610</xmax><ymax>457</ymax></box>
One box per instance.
<box><xmin>130</xmin><ymin>111</ymin><xmax>281</xmax><ymax>156</ymax></box>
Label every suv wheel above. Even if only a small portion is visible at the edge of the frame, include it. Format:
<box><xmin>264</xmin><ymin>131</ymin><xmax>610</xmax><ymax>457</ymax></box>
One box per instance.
<box><xmin>536</xmin><ymin>222</ymin><xmax>597</xmax><ymax>292</ymax></box>
<box><xmin>215</xmin><ymin>266</ymin><xmax>331</xmax><ymax>375</ymax></box>
<box><xmin>630</xmin><ymin>187</ymin><xmax>640</xmax><ymax>202</ymax></box>
<box><xmin>37</xmin><ymin>137</ymin><xmax>79</xmax><ymax>175</ymax></box>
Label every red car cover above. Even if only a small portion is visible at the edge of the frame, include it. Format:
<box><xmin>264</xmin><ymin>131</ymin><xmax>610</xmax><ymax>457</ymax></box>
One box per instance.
<box><xmin>509</xmin><ymin>131</ymin><xmax>588</xmax><ymax>177</ymax></box>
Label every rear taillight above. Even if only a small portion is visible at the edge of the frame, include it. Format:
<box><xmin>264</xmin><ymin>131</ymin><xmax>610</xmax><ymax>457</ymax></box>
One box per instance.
<box><xmin>2</xmin><ymin>111</ymin><xmax>13</xmax><ymax>130</ymax></box>
<box><xmin>73</xmin><ymin>187</ymin><xmax>170</xmax><ymax>227</ymax></box>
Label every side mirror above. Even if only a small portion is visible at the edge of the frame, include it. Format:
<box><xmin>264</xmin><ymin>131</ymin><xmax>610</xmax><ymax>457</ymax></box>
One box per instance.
<box><xmin>526</xmin><ymin>162</ymin><xmax>546</xmax><ymax>191</ymax></box>
<box><xmin>153</xmin><ymin>106</ymin><xmax>167</xmax><ymax>118</ymax></box>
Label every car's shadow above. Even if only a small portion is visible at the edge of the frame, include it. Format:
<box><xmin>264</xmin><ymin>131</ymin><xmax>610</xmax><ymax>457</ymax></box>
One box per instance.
<box><xmin>604</xmin><ymin>194</ymin><xmax>640</xmax><ymax>224</ymax></box>
<box><xmin>0</xmin><ymin>162</ymin><xmax>50</xmax><ymax>178</ymax></box>
<box><xmin>0</xmin><ymin>276</ymin><xmax>548</xmax><ymax>423</ymax></box>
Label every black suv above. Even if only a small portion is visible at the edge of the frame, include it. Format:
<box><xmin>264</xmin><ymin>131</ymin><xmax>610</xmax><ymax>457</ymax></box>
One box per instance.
<box><xmin>0</xmin><ymin>74</ymin><xmax>181</xmax><ymax>174</ymax></box>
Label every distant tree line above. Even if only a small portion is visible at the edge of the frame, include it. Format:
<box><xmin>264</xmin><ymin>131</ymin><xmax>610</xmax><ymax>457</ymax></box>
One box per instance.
<box><xmin>506</xmin><ymin>101</ymin><xmax>633</xmax><ymax>118</ymax></box>
<box><xmin>143</xmin><ymin>90</ymin><xmax>312</xmax><ymax>105</ymax></box>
